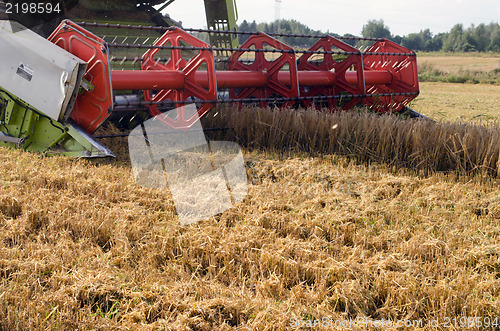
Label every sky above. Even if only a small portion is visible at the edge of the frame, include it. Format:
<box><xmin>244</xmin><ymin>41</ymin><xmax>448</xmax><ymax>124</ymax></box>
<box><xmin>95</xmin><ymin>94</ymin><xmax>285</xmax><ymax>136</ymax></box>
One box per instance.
<box><xmin>160</xmin><ymin>0</ymin><xmax>500</xmax><ymax>37</ymax></box>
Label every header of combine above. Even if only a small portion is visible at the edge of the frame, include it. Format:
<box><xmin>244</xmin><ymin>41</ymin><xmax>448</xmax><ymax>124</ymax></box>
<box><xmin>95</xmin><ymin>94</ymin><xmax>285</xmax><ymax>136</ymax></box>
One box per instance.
<box><xmin>0</xmin><ymin>19</ymin><xmax>419</xmax><ymax>156</ymax></box>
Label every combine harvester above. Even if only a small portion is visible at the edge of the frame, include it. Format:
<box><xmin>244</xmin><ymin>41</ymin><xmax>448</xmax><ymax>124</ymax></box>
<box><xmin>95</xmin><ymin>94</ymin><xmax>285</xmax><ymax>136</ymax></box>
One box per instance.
<box><xmin>0</xmin><ymin>0</ymin><xmax>419</xmax><ymax>157</ymax></box>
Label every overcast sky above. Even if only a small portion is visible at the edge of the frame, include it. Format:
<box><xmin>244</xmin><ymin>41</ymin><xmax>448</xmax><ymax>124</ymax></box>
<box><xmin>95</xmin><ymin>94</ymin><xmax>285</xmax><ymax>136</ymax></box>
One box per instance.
<box><xmin>161</xmin><ymin>0</ymin><xmax>500</xmax><ymax>37</ymax></box>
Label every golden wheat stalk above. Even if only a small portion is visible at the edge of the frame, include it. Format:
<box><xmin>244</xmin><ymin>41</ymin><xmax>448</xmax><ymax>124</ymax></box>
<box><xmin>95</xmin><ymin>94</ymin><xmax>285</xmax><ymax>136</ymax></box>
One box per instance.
<box><xmin>202</xmin><ymin>106</ymin><xmax>500</xmax><ymax>177</ymax></box>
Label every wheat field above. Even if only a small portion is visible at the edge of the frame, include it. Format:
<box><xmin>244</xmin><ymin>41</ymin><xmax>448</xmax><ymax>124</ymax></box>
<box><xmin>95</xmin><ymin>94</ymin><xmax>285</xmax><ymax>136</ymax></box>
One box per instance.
<box><xmin>0</xmin><ymin>82</ymin><xmax>499</xmax><ymax>329</ymax></box>
<box><xmin>418</xmin><ymin>53</ymin><xmax>500</xmax><ymax>75</ymax></box>
<box><xmin>202</xmin><ymin>103</ymin><xmax>500</xmax><ymax>180</ymax></box>
<box><xmin>411</xmin><ymin>82</ymin><xmax>500</xmax><ymax>122</ymax></box>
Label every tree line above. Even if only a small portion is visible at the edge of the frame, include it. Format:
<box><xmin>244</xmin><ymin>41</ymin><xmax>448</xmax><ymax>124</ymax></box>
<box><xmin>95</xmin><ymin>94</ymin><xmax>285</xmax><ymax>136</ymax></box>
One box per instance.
<box><xmin>362</xmin><ymin>19</ymin><xmax>500</xmax><ymax>52</ymax></box>
<box><xmin>238</xmin><ymin>19</ymin><xmax>324</xmax><ymax>46</ymax></box>
<box><xmin>238</xmin><ymin>19</ymin><xmax>500</xmax><ymax>52</ymax></box>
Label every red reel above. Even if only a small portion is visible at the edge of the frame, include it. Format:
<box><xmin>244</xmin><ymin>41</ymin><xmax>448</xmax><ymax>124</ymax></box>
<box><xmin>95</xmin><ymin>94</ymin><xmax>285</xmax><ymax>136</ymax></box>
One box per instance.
<box><xmin>228</xmin><ymin>33</ymin><xmax>299</xmax><ymax>108</ymax></box>
<box><xmin>142</xmin><ymin>27</ymin><xmax>217</xmax><ymax>129</ymax></box>
<box><xmin>298</xmin><ymin>36</ymin><xmax>365</xmax><ymax>110</ymax></box>
<box><xmin>48</xmin><ymin>20</ymin><xmax>113</xmax><ymax>133</ymax></box>
<box><xmin>362</xmin><ymin>40</ymin><xmax>419</xmax><ymax>113</ymax></box>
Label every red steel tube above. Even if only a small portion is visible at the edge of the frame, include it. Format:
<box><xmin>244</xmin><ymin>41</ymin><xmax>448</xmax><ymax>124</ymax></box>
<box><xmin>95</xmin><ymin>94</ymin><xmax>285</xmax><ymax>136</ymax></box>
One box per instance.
<box><xmin>280</xmin><ymin>71</ymin><xmax>336</xmax><ymax>86</ymax></box>
<box><xmin>111</xmin><ymin>69</ymin><xmax>392</xmax><ymax>90</ymax></box>
<box><xmin>196</xmin><ymin>71</ymin><xmax>337</xmax><ymax>88</ymax></box>
<box><xmin>202</xmin><ymin>71</ymin><xmax>269</xmax><ymax>89</ymax></box>
<box><xmin>111</xmin><ymin>70</ymin><xmax>185</xmax><ymax>90</ymax></box>
<box><xmin>345</xmin><ymin>70</ymin><xmax>392</xmax><ymax>85</ymax></box>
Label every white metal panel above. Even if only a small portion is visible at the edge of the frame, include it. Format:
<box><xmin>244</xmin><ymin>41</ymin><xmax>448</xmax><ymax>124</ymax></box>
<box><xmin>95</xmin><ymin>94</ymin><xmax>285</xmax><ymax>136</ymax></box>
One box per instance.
<box><xmin>0</xmin><ymin>20</ymin><xmax>87</xmax><ymax>121</ymax></box>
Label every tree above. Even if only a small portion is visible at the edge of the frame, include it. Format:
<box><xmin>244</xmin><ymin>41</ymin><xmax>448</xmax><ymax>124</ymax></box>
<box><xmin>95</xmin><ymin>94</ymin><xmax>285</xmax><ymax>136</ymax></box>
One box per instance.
<box><xmin>442</xmin><ymin>24</ymin><xmax>464</xmax><ymax>52</ymax></box>
<box><xmin>342</xmin><ymin>33</ymin><xmax>358</xmax><ymax>47</ymax></box>
<box><xmin>461</xmin><ymin>29</ymin><xmax>477</xmax><ymax>52</ymax></box>
<box><xmin>249</xmin><ymin>20</ymin><xmax>257</xmax><ymax>32</ymax></box>
<box><xmin>361</xmin><ymin>19</ymin><xmax>391</xmax><ymax>39</ymax></box>
<box><xmin>420</xmin><ymin>29</ymin><xmax>433</xmax><ymax>45</ymax></box>
<box><xmin>489</xmin><ymin>26</ymin><xmax>500</xmax><ymax>52</ymax></box>
<box><xmin>391</xmin><ymin>35</ymin><xmax>403</xmax><ymax>45</ymax></box>
<box><xmin>402</xmin><ymin>33</ymin><xmax>423</xmax><ymax>50</ymax></box>
<box><xmin>238</xmin><ymin>18</ymin><xmax>500</xmax><ymax>53</ymax></box>
<box><xmin>424</xmin><ymin>33</ymin><xmax>445</xmax><ymax>51</ymax></box>
<box><xmin>238</xmin><ymin>19</ymin><xmax>322</xmax><ymax>47</ymax></box>
<box><xmin>239</xmin><ymin>20</ymin><xmax>250</xmax><ymax>32</ymax></box>
<box><xmin>238</xmin><ymin>20</ymin><xmax>258</xmax><ymax>44</ymax></box>
<box><xmin>473</xmin><ymin>23</ymin><xmax>489</xmax><ymax>52</ymax></box>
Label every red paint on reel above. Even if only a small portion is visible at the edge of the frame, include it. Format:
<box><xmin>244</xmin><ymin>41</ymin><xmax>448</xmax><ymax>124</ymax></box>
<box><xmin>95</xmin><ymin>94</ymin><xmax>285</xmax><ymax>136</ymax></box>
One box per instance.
<box><xmin>298</xmin><ymin>36</ymin><xmax>365</xmax><ymax>110</ymax></box>
<box><xmin>48</xmin><ymin>20</ymin><xmax>113</xmax><ymax>133</ymax></box>
<box><xmin>362</xmin><ymin>40</ymin><xmax>419</xmax><ymax>112</ymax></box>
<box><xmin>227</xmin><ymin>33</ymin><xmax>299</xmax><ymax>108</ymax></box>
<box><xmin>141</xmin><ymin>27</ymin><xmax>217</xmax><ymax>129</ymax></box>
<box><xmin>48</xmin><ymin>21</ymin><xmax>420</xmax><ymax>132</ymax></box>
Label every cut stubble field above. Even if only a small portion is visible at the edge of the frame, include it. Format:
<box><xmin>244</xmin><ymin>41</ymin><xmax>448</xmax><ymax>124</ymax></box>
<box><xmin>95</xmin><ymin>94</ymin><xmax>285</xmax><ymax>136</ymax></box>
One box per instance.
<box><xmin>412</xmin><ymin>82</ymin><xmax>500</xmax><ymax>122</ymax></box>
<box><xmin>1</xmin><ymin>145</ymin><xmax>499</xmax><ymax>330</ymax></box>
<box><xmin>0</xmin><ymin>59</ymin><xmax>500</xmax><ymax>329</ymax></box>
<box><xmin>418</xmin><ymin>53</ymin><xmax>500</xmax><ymax>75</ymax></box>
